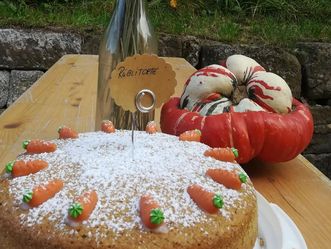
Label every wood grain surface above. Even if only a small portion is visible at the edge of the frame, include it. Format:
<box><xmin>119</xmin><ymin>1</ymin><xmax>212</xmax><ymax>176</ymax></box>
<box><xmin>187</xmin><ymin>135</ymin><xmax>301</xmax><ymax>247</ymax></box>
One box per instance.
<box><xmin>0</xmin><ymin>54</ymin><xmax>330</xmax><ymax>249</ymax></box>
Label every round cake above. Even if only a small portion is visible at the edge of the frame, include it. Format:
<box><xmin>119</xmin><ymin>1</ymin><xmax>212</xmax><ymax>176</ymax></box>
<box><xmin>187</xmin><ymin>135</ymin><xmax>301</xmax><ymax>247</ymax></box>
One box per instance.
<box><xmin>0</xmin><ymin>130</ymin><xmax>257</xmax><ymax>249</ymax></box>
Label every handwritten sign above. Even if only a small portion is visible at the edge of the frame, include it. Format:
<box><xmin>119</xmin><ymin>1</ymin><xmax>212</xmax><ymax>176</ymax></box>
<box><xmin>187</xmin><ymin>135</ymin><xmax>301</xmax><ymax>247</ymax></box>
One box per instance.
<box><xmin>109</xmin><ymin>54</ymin><xmax>177</xmax><ymax>112</ymax></box>
<box><xmin>118</xmin><ymin>66</ymin><xmax>158</xmax><ymax>78</ymax></box>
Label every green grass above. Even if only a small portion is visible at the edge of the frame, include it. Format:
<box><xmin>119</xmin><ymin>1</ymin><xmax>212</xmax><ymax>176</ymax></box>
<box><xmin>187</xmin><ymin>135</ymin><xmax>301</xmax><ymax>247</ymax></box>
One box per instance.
<box><xmin>0</xmin><ymin>0</ymin><xmax>330</xmax><ymax>45</ymax></box>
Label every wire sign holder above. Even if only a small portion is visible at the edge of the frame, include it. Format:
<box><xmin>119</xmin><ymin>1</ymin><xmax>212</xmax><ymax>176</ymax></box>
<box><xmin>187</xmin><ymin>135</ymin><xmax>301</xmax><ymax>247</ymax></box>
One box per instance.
<box><xmin>131</xmin><ymin>89</ymin><xmax>156</xmax><ymax>160</ymax></box>
<box><xmin>107</xmin><ymin>54</ymin><xmax>177</xmax><ymax>159</ymax></box>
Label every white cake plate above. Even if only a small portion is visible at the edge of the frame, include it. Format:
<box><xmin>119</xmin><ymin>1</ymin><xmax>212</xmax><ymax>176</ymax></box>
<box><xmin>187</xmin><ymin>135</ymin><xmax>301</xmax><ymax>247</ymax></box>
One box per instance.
<box><xmin>253</xmin><ymin>192</ymin><xmax>307</xmax><ymax>249</ymax></box>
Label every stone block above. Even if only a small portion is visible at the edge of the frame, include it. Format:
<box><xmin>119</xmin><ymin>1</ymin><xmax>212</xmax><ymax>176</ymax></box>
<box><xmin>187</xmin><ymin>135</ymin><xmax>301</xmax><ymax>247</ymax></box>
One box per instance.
<box><xmin>182</xmin><ymin>36</ymin><xmax>200</xmax><ymax>67</ymax></box>
<box><xmin>294</xmin><ymin>42</ymin><xmax>331</xmax><ymax>100</ymax></box>
<box><xmin>8</xmin><ymin>70</ymin><xmax>44</xmax><ymax>105</ymax></box>
<box><xmin>310</xmin><ymin>105</ymin><xmax>331</xmax><ymax>125</ymax></box>
<box><xmin>304</xmin><ymin>153</ymin><xmax>331</xmax><ymax>179</ymax></box>
<box><xmin>200</xmin><ymin>42</ymin><xmax>236</xmax><ymax>67</ymax></box>
<box><xmin>0</xmin><ymin>71</ymin><xmax>10</xmax><ymax>108</ymax></box>
<box><xmin>158</xmin><ymin>33</ymin><xmax>182</xmax><ymax>57</ymax></box>
<box><xmin>0</xmin><ymin>28</ymin><xmax>81</xmax><ymax>70</ymax></box>
<box><xmin>81</xmin><ymin>29</ymin><xmax>102</xmax><ymax>55</ymax></box>
<box><xmin>304</xmin><ymin>133</ymin><xmax>331</xmax><ymax>154</ymax></box>
<box><xmin>314</xmin><ymin>124</ymin><xmax>331</xmax><ymax>134</ymax></box>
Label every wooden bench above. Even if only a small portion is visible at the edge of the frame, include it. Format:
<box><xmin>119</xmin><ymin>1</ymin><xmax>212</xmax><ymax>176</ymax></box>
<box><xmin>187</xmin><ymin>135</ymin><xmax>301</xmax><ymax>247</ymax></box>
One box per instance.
<box><xmin>0</xmin><ymin>55</ymin><xmax>330</xmax><ymax>248</ymax></box>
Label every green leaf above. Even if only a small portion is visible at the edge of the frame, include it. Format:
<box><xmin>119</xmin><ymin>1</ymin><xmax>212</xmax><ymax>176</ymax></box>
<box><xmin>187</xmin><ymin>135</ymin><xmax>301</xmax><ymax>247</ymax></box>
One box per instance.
<box><xmin>22</xmin><ymin>140</ymin><xmax>30</xmax><ymax>150</ymax></box>
<box><xmin>5</xmin><ymin>161</ymin><xmax>15</xmax><ymax>173</ymax></box>
<box><xmin>194</xmin><ymin>129</ymin><xmax>202</xmax><ymax>136</ymax></box>
<box><xmin>150</xmin><ymin>208</ymin><xmax>165</xmax><ymax>225</ymax></box>
<box><xmin>239</xmin><ymin>173</ymin><xmax>247</xmax><ymax>183</ymax></box>
<box><xmin>23</xmin><ymin>190</ymin><xmax>33</xmax><ymax>203</ymax></box>
<box><xmin>231</xmin><ymin>148</ymin><xmax>239</xmax><ymax>158</ymax></box>
<box><xmin>213</xmin><ymin>194</ymin><xmax>224</xmax><ymax>209</ymax></box>
<box><xmin>69</xmin><ymin>202</ymin><xmax>84</xmax><ymax>218</ymax></box>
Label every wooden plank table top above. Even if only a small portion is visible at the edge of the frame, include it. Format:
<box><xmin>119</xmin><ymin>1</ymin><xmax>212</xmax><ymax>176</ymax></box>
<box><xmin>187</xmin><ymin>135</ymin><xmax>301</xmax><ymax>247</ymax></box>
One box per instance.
<box><xmin>0</xmin><ymin>54</ymin><xmax>330</xmax><ymax>249</ymax></box>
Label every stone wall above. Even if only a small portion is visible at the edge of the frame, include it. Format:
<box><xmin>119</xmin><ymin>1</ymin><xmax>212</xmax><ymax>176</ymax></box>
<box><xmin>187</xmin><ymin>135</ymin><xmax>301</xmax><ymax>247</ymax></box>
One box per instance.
<box><xmin>0</xmin><ymin>28</ymin><xmax>82</xmax><ymax>112</ymax></box>
<box><xmin>0</xmin><ymin>28</ymin><xmax>330</xmax><ymax>178</ymax></box>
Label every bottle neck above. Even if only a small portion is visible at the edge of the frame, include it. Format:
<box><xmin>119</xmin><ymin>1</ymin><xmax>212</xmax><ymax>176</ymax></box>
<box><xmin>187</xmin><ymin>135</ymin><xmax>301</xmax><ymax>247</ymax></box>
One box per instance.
<box><xmin>101</xmin><ymin>0</ymin><xmax>157</xmax><ymax>56</ymax></box>
<box><xmin>114</xmin><ymin>0</ymin><xmax>146</xmax><ymax>12</ymax></box>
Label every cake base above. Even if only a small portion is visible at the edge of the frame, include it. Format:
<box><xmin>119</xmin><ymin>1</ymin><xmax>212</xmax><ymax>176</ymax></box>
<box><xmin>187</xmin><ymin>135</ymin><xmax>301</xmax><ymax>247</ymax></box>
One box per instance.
<box><xmin>0</xmin><ymin>195</ymin><xmax>257</xmax><ymax>249</ymax></box>
<box><xmin>0</xmin><ymin>131</ymin><xmax>257</xmax><ymax>249</ymax></box>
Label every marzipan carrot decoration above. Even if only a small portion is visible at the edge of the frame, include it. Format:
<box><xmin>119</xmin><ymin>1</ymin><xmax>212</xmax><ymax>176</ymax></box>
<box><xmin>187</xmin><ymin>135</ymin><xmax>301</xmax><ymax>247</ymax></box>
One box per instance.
<box><xmin>161</xmin><ymin>98</ymin><xmax>313</xmax><ymax>163</ymax></box>
<box><xmin>23</xmin><ymin>139</ymin><xmax>57</xmax><ymax>154</ymax></box>
<box><xmin>58</xmin><ymin>126</ymin><xmax>79</xmax><ymax>139</ymax></box>
<box><xmin>179</xmin><ymin>129</ymin><xmax>201</xmax><ymax>142</ymax></box>
<box><xmin>206</xmin><ymin>169</ymin><xmax>247</xmax><ymax>190</ymax></box>
<box><xmin>204</xmin><ymin>147</ymin><xmax>238</xmax><ymax>163</ymax></box>
<box><xmin>146</xmin><ymin>121</ymin><xmax>157</xmax><ymax>134</ymax></box>
<box><xmin>187</xmin><ymin>184</ymin><xmax>223</xmax><ymax>214</ymax></box>
<box><xmin>101</xmin><ymin>120</ymin><xmax>115</xmax><ymax>133</ymax></box>
<box><xmin>139</xmin><ymin>195</ymin><xmax>165</xmax><ymax>229</ymax></box>
<box><xmin>68</xmin><ymin>191</ymin><xmax>98</xmax><ymax>222</ymax></box>
<box><xmin>5</xmin><ymin>160</ymin><xmax>48</xmax><ymax>178</ymax></box>
<box><xmin>23</xmin><ymin>179</ymin><xmax>64</xmax><ymax>208</ymax></box>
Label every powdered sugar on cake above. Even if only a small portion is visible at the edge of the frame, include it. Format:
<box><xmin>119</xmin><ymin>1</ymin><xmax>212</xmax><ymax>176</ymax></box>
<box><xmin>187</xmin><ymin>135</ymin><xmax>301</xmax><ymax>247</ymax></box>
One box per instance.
<box><xmin>8</xmin><ymin>131</ymin><xmax>255</xmax><ymax>240</ymax></box>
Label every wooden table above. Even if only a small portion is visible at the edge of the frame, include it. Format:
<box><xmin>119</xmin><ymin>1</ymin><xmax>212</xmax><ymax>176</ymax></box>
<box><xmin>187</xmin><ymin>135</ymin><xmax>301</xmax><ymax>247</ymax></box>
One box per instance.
<box><xmin>0</xmin><ymin>55</ymin><xmax>330</xmax><ymax>248</ymax></box>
